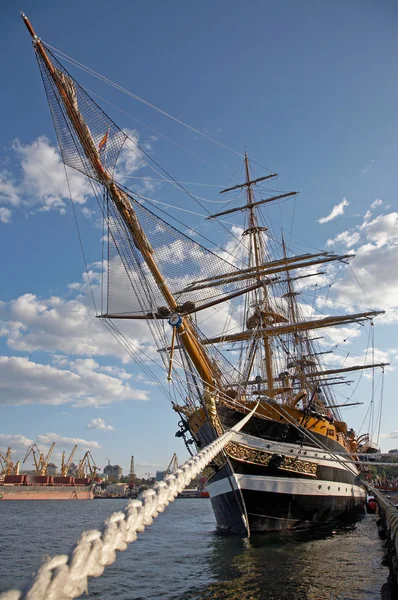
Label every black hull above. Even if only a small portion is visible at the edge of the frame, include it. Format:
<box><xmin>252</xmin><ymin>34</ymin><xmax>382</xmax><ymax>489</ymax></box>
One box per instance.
<box><xmin>196</xmin><ymin>413</ymin><xmax>366</xmax><ymax>534</ymax></box>
<box><xmin>208</xmin><ymin>470</ymin><xmax>365</xmax><ymax>533</ymax></box>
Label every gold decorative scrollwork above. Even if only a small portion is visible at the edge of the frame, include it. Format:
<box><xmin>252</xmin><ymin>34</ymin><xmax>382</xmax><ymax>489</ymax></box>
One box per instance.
<box><xmin>225</xmin><ymin>442</ymin><xmax>317</xmax><ymax>476</ymax></box>
<box><xmin>202</xmin><ymin>389</ymin><xmax>223</xmax><ymax>436</ymax></box>
<box><xmin>202</xmin><ymin>466</ymin><xmax>216</xmax><ymax>481</ymax></box>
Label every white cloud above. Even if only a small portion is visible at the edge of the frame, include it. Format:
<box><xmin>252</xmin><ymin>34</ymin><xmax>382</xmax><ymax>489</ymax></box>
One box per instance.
<box><xmin>380</xmin><ymin>431</ymin><xmax>398</xmax><ymax>442</ymax></box>
<box><xmin>0</xmin><ymin>207</ymin><xmax>12</xmax><ymax>224</ymax></box>
<box><xmin>0</xmin><ymin>136</ymin><xmax>93</xmax><ymax>221</ymax></box>
<box><xmin>361</xmin><ymin>160</ymin><xmax>375</xmax><ymax>175</ymax></box>
<box><xmin>36</xmin><ymin>433</ymin><xmax>101</xmax><ymax>449</ymax></box>
<box><xmin>81</xmin><ymin>207</ymin><xmax>95</xmax><ymax>218</ymax></box>
<box><xmin>370</xmin><ymin>198</ymin><xmax>383</xmax><ymax>209</ymax></box>
<box><xmin>0</xmin><ymin>434</ymin><xmax>33</xmax><ymax>453</ymax></box>
<box><xmin>326</xmin><ymin>230</ymin><xmax>360</xmax><ymax>248</ymax></box>
<box><xmin>0</xmin><ymin>435</ymin><xmax>100</xmax><ymax>473</ymax></box>
<box><xmin>322</xmin><ymin>325</ymin><xmax>362</xmax><ymax>346</ymax></box>
<box><xmin>115</xmin><ymin>129</ymin><xmax>145</xmax><ymax>183</ymax></box>
<box><xmin>13</xmin><ymin>136</ymin><xmax>91</xmax><ymax>210</ymax></box>
<box><xmin>326</xmin><ymin>211</ymin><xmax>398</xmax><ymax>323</ymax></box>
<box><xmin>0</xmin><ymin>127</ymin><xmax>157</xmax><ymax>222</ymax></box>
<box><xmin>0</xmin><ymin>355</ymin><xmax>148</xmax><ymax>407</ymax></box>
<box><xmin>0</xmin><ymin>433</ymin><xmax>102</xmax><ymax>466</ymax></box>
<box><xmin>0</xmin><ymin>172</ymin><xmax>19</xmax><ymax>206</ymax></box>
<box><xmin>360</xmin><ymin>212</ymin><xmax>398</xmax><ymax>247</ymax></box>
<box><xmin>318</xmin><ymin>198</ymin><xmax>349</xmax><ymax>224</ymax></box>
<box><xmin>85</xmin><ymin>418</ymin><xmax>114</xmax><ymax>431</ymax></box>
<box><xmin>1</xmin><ymin>288</ymin><xmax>154</xmax><ymax>361</ymax></box>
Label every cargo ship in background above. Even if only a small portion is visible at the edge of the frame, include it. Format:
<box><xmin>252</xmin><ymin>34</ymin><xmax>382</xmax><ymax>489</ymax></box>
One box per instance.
<box><xmin>0</xmin><ymin>444</ymin><xmax>96</xmax><ymax>500</ymax></box>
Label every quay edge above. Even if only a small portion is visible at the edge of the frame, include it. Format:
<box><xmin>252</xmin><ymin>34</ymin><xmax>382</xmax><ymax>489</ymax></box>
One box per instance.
<box><xmin>373</xmin><ymin>489</ymin><xmax>398</xmax><ymax>599</ymax></box>
<box><xmin>0</xmin><ymin>484</ymin><xmax>94</xmax><ymax>500</ymax></box>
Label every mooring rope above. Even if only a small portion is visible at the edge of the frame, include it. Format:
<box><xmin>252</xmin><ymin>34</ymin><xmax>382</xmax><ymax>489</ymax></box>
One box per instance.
<box><xmin>0</xmin><ymin>402</ymin><xmax>258</xmax><ymax>600</ymax></box>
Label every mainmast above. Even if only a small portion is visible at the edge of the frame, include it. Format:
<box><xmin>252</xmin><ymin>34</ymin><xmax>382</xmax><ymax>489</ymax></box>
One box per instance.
<box><xmin>243</xmin><ymin>152</ymin><xmax>275</xmax><ymax>396</ymax></box>
<box><xmin>216</xmin><ymin>153</ymin><xmax>299</xmax><ymax>398</ymax></box>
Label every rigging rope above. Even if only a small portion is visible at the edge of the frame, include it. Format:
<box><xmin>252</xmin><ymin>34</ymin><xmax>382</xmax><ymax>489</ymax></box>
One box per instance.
<box><xmin>44</xmin><ymin>41</ymin><xmax>277</xmax><ymax>176</ymax></box>
<box><xmin>45</xmin><ymin>42</ymin><xmax>245</xmax><ymax>157</ymax></box>
<box><xmin>376</xmin><ymin>368</ymin><xmax>385</xmax><ymax>447</ymax></box>
<box><xmin>0</xmin><ymin>403</ymin><xmax>259</xmax><ymax>600</ymax></box>
<box><xmin>84</xmin><ymin>86</ymin><xmax>239</xmax><ymax>183</ymax></box>
<box><xmin>120</xmin><ymin>139</ymin><xmax>249</xmax><ymax>258</ymax></box>
<box><xmin>42</xmin><ymin>41</ymin><xmax>273</xmax><ymax>176</ymax></box>
<box><xmin>120</xmin><ymin>175</ymin><xmax>225</xmax><ymax>189</ymax></box>
<box><xmin>63</xmin><ymin>163</ymin><xmax>98</xmax><ymax>315</ymax></box>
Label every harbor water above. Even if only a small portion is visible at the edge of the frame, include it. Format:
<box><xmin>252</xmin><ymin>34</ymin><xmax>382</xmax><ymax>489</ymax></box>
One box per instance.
<box><xmin>0</xmin><ymin>498</ymin><xmax>388</xmax><ymax>599</ymax></box>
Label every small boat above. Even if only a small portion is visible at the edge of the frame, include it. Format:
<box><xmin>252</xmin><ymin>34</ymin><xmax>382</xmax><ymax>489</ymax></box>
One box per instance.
<box><xmin>178</xmin><ymin>489</ymin><xmax>210</xmax><ymax>499</ymax></box>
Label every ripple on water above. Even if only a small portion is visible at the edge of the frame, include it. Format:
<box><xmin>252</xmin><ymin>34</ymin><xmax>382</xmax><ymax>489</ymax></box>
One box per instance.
<box><xmin>0</xmin><ymin>498</ymin><xmax>388</xmax><ymax>599</ymax></box>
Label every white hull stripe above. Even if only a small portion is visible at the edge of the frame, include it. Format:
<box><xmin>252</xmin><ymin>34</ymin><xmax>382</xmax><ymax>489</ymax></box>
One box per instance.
<box><xmin>232</xmin><ymin>431</ymin><xmax>357</xmax><ymax>474</ymax></box>
<box><xmin>207</xmin><ymin>474</ymin><xmax>366</xmax><ymax>499</ymax></box>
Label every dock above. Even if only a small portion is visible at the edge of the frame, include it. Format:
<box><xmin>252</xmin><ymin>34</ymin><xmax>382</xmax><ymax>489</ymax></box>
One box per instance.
<box><xmin>373</xmin><ymin>489</ymin><xmax>398</xmax><ymax>599</ymax></box>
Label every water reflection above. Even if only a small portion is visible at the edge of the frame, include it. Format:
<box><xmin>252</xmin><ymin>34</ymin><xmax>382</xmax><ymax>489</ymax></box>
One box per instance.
<box><xmin>180</xmin><ymin>516</ymin><xmax>387</xmax><ymax>600</ymax></box>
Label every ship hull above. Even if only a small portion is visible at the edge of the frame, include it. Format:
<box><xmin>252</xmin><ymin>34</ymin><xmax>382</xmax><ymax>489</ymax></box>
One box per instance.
<box><xmin>207</xmin><ymin>468</ymin><xmax>365</xmax><ymax>533</ymax></box>
<box><xmin>198</xmin><ymin>413</ymin><xmax>366</xmax><ymax>533</ymax></box>
<box><xmin>0</xmin><ymin>485</ymin><xmax>94</xmax><ymax>500</ymax></box>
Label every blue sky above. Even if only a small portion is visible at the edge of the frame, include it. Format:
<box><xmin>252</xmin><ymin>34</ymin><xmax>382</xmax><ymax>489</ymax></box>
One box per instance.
<box><xmin>1</xmin><ymin>0</ymin><xmax>398</xmax><ymax>475</ymax></box>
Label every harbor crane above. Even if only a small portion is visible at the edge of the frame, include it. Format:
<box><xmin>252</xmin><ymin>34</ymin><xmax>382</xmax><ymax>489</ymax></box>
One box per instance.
<box><xmin>0</xmin><ymin>448</ymin><xmax>12</xmax><ymax>476</ymax></box>
<box><xmin>39</xmin><ymin>442</ymin><xmax>56</xmax><ymax>475</ymax></box>
<box><xmin>0</xmin><ymin>447</ymin><xmax>19</xmax><ymax>476</ymax></box>
<box><xmin>23</xmin><ymin>442</ymin><xmax>56</xmax><ymax>475</ymax></box>
<box><xmin>166</xmin><ymin>453</ymin><xmax>179</xmax><ymax>474</ymax></box>
<box><xmin>77</xmin><ymin>451</ymin><xmax>98</xmax><ymax>479</ymax></box>
<box><xmin>23</xmin><ymin>444</ymin><xmax>41</xmax><ymax>474</ymax></box>
<box><xmin>60</xmin><ymin>445</ymin><xmax>77</xmax><ymax>476</ymax></box>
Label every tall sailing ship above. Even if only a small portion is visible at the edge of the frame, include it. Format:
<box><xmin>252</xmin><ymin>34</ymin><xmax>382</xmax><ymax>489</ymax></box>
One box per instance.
<box><xmin>21</xmin><ymin>14</ymin><xmax>387</xmax><ymax>532</ymax></box>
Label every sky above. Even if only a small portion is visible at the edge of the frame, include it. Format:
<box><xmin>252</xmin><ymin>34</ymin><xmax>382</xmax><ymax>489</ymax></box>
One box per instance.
<box><xmin>1</xmin><ymin>0</ymin><xmax>398</xmax><ymax>476</ymax></box>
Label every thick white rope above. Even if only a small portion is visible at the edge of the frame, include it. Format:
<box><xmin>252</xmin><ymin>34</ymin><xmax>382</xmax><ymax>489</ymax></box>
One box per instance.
<box><xmin>0</xmin><ymin>403</ymin><xmax>258</xmax><ymax>600</ymax></box>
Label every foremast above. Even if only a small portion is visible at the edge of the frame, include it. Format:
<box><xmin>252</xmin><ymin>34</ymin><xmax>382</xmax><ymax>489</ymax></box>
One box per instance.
<box><xmin>21</xmin><ymin>13</ymin><xmax>216</xmax><ymax>389</ymax></box>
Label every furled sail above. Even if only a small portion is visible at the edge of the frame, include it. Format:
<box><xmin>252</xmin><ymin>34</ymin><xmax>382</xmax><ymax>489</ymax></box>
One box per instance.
<box><xmin>36</xmin><ymin>45</ymin><xmax>126</xmax><ymax>181</ymax></box>
<box><xmin>35</xmin><ymin>42</ymin><xmax>265</xmax><ymax>319</ymax></box>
